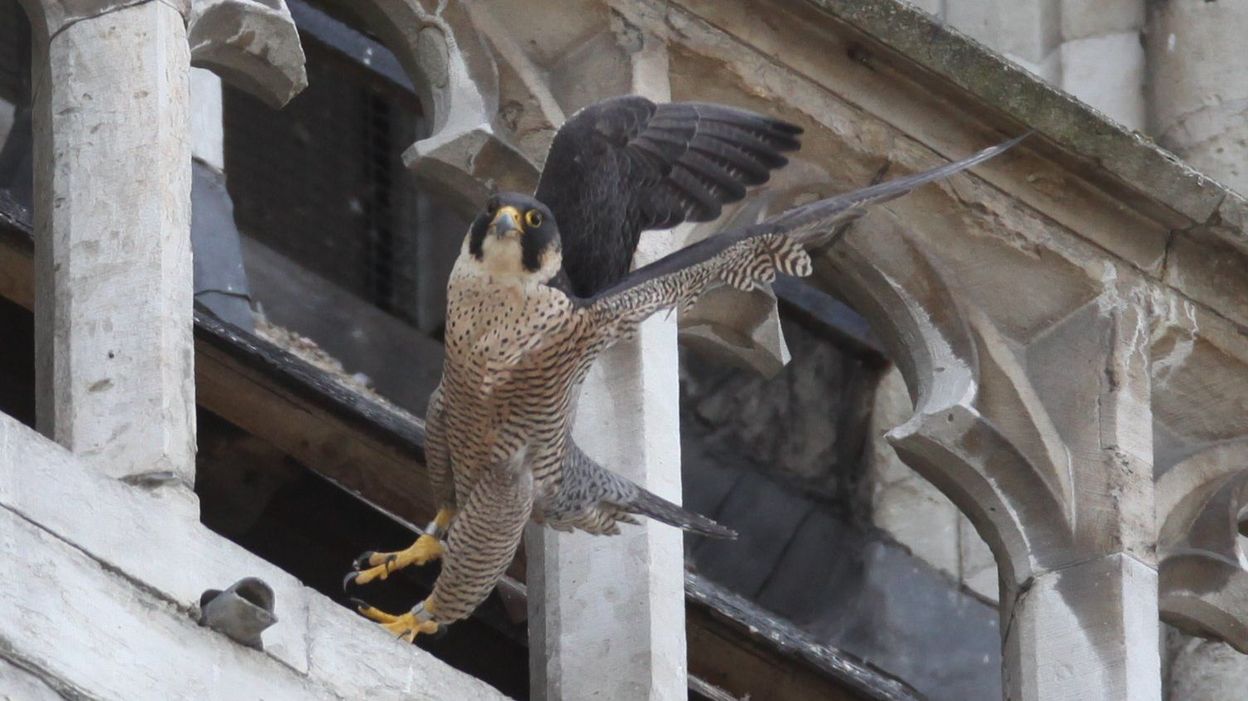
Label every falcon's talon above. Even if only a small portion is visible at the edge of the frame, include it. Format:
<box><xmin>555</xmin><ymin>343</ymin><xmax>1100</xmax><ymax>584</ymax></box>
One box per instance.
<box><xmin>352</xmin><ymin>551</ymin><xmax>378</xmax><ymax>571</ymax></box>
<box><xmin>353</xmin><ymin>601</ymin><xmax>440</xmax><ymax>643</ymax></box>
<box><xmin>347</xmin><ymin>534</ymin><xmax>445</xmax><ymax>587</ymax></box>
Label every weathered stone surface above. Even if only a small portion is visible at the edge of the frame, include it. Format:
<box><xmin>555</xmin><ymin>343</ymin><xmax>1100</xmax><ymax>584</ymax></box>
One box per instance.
<box><xmin>32</xmin><ymin>0</ymin><xmax>195</xmax><ymax>484</ymax></box>
<box><xmin>1059</xmin><ymin>32</ymin><xmax>1146</xmax><ymax>130</ymax></box>
<box><xmin>684</xmin><ymin>315</ymin><xmax>874</xmax><ymax>500</ymax></box>
<box><xmin>1157</xmin><ymin>442</ymin><xmax>1248</xmax><ymax>653</ymax></box>
<box><xmin>1003</xmin><ymin>554</ymin><xmax>1160</xmax><ymax>701</ymax></box>
<box><xmin>0</xmin><ymin>658</ymin><xmax>66</xmax><ymax>701</ymax></box>
<box><xmin>17</xmin><ymin>0</ymin><xmax>189</xmax><ymax>40</ymax></box>
<box><xmin>1059</xmin><ymin>0</ymin><xmax>1143</xmax><ymax>42</ymax></box>
<box><xmin>0</xmin><ymin>508</ymin><xmax>328</xmax><ymax>701</ymax></box>
<box><xmin>304</xmin><ymin>595</ymin><xmax>508</xmax><ymax>700</ymax></box>
<box><xmin>1168</xmin><ymin>632</ymin><xmax>1248</xmax><ymax>701</ymax></box>
<box><xmin>0</xmin><ymin>414</ymin><xmax>507</xmax><ymax>699</ymax></box>
<box><xmin>190</xmin><ymin>67</ymin><xmax>225</xmax><ymax>171</ymax></box>
<box><xmin>188</xmin><ymin>0</ymin><xmax>307</xmax><ymax>109</ymax></box>
<box><xmin>404</xmin><ymin>124</ymin><xmax>539</xmax><ymax>220</ymax></box>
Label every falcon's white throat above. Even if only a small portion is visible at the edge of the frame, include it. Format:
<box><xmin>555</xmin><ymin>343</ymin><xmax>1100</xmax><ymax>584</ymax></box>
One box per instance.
<box><xmin>457</xmin><ymin>215</ymin><xmax>562</xmax><ymax>284</ymax></box>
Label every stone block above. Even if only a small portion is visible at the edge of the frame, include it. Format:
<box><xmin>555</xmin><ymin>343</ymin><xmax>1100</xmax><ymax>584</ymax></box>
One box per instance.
<box><xmin>0</xmin><ymin>507</ymin><xmax>329</xmax><ymax>701</ymax></box>
<box><xmin>1060</xmin><ymin>32</ymin><xmax>1146</xmax><ymax>131</ymax></box>
<box><xmin>0</xmin><ymin>415</ymin><xmax>506</xmax><ymax>698</ymax></box>
<box><xmin>1165</xmin><ymin>228</ymin><xmax>1248</xmax><ymax>332</ymax></box>
<box><xmin>1147</xmin><ymin>0</ymin><xmax>1248</xmax><ymax>137</ymax></box>
<box><xmin>958</xmin><ymin>513</ymin><xmax>999</xmax><ymax>603</ymax></box>
<box><xmin>944</xmin><ymin>0</ymin><xmax>1059</xmax><ymax>64</ymax></box>
<box><xmin>304</xmin><ymin>595</ymin><xmax>508</xmax><ymax>700</ymax></box>
<box><xmin>0</xmin><ymin>658</ymin><xmax>65</xmax><ymax>701</ymax></box>
<box><xmin>873</xmin><ymin>479</ymin><xmax>961</xmax><ymax>579</ymax></box>
<box><xmin>1059</xmin><ymin>0</ymin><xmax>1143</xmax><ymax>42</ymax></box>
<box><xmin>190</xmin><ymin>68</ymin><xmax>225</xmax><ymax>172</ymax></box>
<box><xmin>34</xmin><ymin>1</ymin><xmax>195</xmax><ymax>484</ymax></box>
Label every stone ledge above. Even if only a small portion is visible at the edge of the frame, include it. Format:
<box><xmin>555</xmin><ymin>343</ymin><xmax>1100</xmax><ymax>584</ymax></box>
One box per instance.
<box><xmin>802</xmin><ymin>0</ymin><xmax>1247</xmax><ymax>250</ymax></box>
<box><xmin>0</xmin><ymin>413</ymin><xmax>507</xmax><ymax>700</ymax></box>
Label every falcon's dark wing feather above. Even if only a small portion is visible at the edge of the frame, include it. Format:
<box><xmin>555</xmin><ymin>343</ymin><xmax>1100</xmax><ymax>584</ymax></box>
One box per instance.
<box><xmin>578</xmin><ymin>135</ymin><xmax>1027</xmax><ymax>342</ymax></box>
<box><xmin>535</xmin><ymin>96</ymin><xmax>802</xmax><ymax>297</ymax></box>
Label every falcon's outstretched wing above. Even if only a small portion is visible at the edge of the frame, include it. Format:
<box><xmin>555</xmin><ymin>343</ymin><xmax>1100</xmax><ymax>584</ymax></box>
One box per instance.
<box><xmin>578</xmin><ymin>135</ymin><xmax>1027</xmax><ymax>343</ymax></box>
<box><xmin>535</xmin><ymin>96</ymin><xmax>802</xmax><ymax>297</ymax></box>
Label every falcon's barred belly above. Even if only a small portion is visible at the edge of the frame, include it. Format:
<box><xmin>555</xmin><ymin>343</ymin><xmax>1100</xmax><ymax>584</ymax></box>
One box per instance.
<box><xmin>345</xmin><ymin>94</ymin><xmax>1025</xmax><ymax>641</ymax></box>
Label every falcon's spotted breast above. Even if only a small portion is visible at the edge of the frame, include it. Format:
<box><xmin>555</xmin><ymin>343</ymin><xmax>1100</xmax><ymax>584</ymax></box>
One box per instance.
<box><xmin>346</xmin><ymin>94</ymin><xmax>1025</xmax><ymax>641</ymax></box>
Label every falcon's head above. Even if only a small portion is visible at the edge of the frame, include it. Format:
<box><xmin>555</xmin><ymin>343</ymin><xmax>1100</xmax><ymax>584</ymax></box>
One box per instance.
<box><xmin>464</xmin><ymin>193</ymin><xmax>562</xmax><ymax>283</ymax></box>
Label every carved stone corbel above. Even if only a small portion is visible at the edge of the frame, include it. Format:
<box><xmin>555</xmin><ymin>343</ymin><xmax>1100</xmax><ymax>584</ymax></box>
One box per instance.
<box><xmin>1158</xmin><ymin>442</ymin><xmax>1248</xmax><ymax>653</ymax></box>
<box><xmin>187</xmin><ymin>0</ymin><xmax>308</xmax><ymax>108</ymax></box>
<box><xmin>812</xmin><ymin>208</ymin><xmax>1078</xmax><ymax>594</ymax></box>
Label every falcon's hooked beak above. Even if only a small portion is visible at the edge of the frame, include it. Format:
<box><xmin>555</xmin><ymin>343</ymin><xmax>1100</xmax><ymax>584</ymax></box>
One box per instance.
<box><xmin>490</xmin><ymin>206</ymin><xmax>523</xmax><ymax>239</ymax></box>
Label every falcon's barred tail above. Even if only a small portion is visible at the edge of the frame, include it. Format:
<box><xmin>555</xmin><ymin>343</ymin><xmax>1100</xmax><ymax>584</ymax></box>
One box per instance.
<box><xmin>627</xmin><ymin>488</ymin><xmax>738</xmax><ymax>539</ymax></box>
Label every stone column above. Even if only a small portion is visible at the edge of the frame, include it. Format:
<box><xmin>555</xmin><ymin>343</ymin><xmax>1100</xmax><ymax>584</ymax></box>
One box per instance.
<box><xmin>1146</xmin><ymin>0</ymin><xmax>1248</xmax><ymax>194</ymax></box>
<box><xmin>526</xmin><ymin>30</ymin><xmax>688</xmax><ymax>701</ymax></box>
<box><xmin>30</xmin><ymin>1</ymin><xmax>195</xmax><ymax>486</ymax></box>
<box><xmin>997</xmin><ymin>285</ymin><xmax>1159</xmax><ymax>701</ymax></box>
<box><xmin>1003</xmin><ymin>554</ymin><xmax>1159</xmax><ymax>700</ymax></box>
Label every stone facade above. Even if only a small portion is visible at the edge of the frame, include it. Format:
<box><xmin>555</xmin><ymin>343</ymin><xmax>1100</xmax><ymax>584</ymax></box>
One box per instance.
<box><xmin>3</xmin><ymin>1</ymin><xmax>1248</xmax><ymax>700</ymax></box>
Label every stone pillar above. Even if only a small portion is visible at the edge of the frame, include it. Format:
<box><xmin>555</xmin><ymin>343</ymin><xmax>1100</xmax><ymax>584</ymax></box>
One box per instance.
<box><xmin>998</xmin><ymin>285</ymin><xmax>1159</xmax><ymax>701</ymax></box>
<box><xmin>1146</xmin><ymin>0</ymin><xmax>1248</xmax><ymax>194</ymax></box>
<box><xmin>190</xmin><ymin>68</ymin><xmax>225</xmax><ymax>173</ymax></box>
<box><xmin>1003</xmin><ymin>554</ymin><xmax>1159</xmax><ymax>700</ymax></box>
<box><xmin>526</xmin><ymin>30</ymin><xmax>688</xmax><ymax>701</ymax></box>
<box><xmin>30</xmin><ymin>1</ymin><xmax>195</xmax><ymax>485</ymax></box>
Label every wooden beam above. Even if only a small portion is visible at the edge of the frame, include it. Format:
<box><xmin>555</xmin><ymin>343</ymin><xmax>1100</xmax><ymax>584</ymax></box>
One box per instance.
<box><xmin>686</xmin><ymin>575</ymin><xmax>920</xmax><ymax>701</ymax></box>
<box><xmin>194</xmin><ymin>313</ymin><xmax>440</xmax><ymax>523</ymax></box>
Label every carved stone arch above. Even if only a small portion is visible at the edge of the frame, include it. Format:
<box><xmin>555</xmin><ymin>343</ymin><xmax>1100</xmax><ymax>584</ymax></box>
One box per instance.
<box><xmin>807</xmin><ymin>208</ymin><xmax>1079</xmax><ymax>593</ymax></box>
<box><xmin>1158</xmin><ymin>440</ymin><xmax>1248</xmax><ymax>652</ymax></box>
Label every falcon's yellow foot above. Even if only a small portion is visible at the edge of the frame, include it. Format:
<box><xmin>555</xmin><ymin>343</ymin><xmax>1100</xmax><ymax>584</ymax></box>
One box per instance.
<box><xmin>352</xmin><ymin>600</ymin><xmax>440</xmax><ymax>643</ymax></box>
<box><xmin>349</xmin><ymin>534</ymin><xmax>444</xmax><ymax>586</ymax></box>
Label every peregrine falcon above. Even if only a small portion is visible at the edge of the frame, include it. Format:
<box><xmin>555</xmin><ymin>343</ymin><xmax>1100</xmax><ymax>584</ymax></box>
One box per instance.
<box><xmin>345</xmin><ymin>95</ymin><xmax>1023</xmax><ymax>641</ymax></box>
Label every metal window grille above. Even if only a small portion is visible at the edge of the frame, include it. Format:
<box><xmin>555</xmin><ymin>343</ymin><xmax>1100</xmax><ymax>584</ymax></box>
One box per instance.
<box><xmin>223</xmin><ymin>29</ymin><xmax>424</xmax><ymax>321</ymax></box>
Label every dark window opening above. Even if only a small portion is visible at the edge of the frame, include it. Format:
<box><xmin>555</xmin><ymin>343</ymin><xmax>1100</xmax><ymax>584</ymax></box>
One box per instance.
<box><xmin>0</xmin><ymin>294</ymin><xmax>34</xmax><ymax>429</ymax></box>
<box><xmin>223</xmin><ymin>35</ymin><xmax>423</xmax><ymax>319</ymax></box>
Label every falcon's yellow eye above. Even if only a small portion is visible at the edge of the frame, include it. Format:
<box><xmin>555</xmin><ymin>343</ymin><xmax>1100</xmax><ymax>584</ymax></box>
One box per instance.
<box><xmin>525</xmin><ymin>210</ymin><xmax>543</xmax><ymax>228</ymax></box>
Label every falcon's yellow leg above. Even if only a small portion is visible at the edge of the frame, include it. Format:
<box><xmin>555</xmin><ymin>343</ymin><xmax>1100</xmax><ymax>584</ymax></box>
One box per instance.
<box><xmin>350</xmin><ymin>508</ymin><xmax>455</xmax><ymax>586</ymax></box>
<box><xmin>354</xmin><ymin>599</ymin><xmax>440</xmax><ymax>643</ymax></box>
